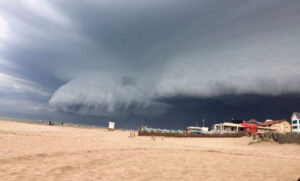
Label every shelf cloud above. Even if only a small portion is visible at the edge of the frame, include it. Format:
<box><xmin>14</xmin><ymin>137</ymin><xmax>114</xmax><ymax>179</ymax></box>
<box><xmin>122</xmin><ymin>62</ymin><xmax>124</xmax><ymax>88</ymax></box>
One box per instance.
<box><xmin>1</xmin><ymin>0</ymin><xmax>300</xmax><ymax>123</ymax></box>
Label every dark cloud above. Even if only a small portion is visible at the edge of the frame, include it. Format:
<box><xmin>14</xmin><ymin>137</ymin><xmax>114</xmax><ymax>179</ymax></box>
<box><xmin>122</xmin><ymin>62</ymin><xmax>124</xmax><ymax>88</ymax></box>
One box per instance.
<box><xmin>147</xmin><ymin>94</ymin><xmax>300</xmax><ymax>129</ymax></box>
<box><xmin>1</xmin><ymin>0</ymin><xmax>300</xmax><ymax>128</ymax></box>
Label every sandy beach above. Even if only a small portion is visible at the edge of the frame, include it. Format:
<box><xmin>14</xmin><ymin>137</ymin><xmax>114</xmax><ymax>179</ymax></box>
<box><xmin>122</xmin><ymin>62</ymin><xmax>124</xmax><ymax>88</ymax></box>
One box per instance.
<box><xmin>0</xmin><ymin>118</ymin><xmax>299</xmax><ymax>181</ymax></box>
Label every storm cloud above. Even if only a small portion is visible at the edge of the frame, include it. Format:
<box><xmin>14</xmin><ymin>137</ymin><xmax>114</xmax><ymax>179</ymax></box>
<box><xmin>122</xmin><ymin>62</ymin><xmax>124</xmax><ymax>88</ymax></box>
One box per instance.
<box><xmin>1</xmin><ymin>0</ymin><xmax>300</xmax><ymax>126</ymax></box>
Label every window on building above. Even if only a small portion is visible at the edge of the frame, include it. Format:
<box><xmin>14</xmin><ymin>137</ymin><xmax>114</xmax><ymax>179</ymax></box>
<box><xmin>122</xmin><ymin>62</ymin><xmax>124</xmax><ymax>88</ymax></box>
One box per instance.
<box><xmin>292</xmin><ymin>120</ymin><xmax>298</xmax><ymax>124</ymax></box>
<box><xmin>292</xmin><ymin>126</ymin><xmax>298</xmax><ymax>129</ymax></box>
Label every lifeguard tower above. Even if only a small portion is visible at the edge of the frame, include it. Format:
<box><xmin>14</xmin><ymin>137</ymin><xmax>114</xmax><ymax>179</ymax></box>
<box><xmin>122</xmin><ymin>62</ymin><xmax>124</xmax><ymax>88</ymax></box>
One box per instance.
<box><xmin>108</xmin><ymin>122</ymin><xmax>115</xmax><ymax>131</ymax></box>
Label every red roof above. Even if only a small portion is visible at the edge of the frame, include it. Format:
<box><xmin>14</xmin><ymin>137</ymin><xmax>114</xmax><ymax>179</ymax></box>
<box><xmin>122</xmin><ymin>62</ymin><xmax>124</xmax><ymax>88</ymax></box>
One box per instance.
<box><xmin>259</xmin><ymin>120</ymin><xmax>287</xmax><ymax>126</ymax></box>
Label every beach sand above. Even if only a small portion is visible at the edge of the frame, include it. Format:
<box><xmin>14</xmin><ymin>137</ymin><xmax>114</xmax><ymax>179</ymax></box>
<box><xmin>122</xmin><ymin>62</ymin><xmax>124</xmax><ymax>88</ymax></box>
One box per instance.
<box><xmin>0</xmin><ymin>118</ymin><xmax>299</xmax><ymax>181</ymax></box>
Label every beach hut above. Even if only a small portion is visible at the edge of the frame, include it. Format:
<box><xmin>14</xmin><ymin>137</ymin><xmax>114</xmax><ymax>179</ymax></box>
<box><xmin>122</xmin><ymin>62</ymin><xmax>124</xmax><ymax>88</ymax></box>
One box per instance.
<box><xmin>212</xmin><ymin>122</ymin><xmax>244</xmax><ymax>133</ymax></box>
<box><xmin>259</xmin><ymin>120</ymin><xmax>291</xmax><ymax>133</ymax></box>
<box><xmin>187</xmin><ymin>126</ymin><xmax>209</xmax><ymax>133</ymax></box>
<box><xmin>108</xmin><ymin>122</ymin><xmax>115</xmax><ymax>131</ymax></box>
<box><xmin>241</xmin><ymin>122</ymin><xmax>258</xmax><ymax>134</ymax></box>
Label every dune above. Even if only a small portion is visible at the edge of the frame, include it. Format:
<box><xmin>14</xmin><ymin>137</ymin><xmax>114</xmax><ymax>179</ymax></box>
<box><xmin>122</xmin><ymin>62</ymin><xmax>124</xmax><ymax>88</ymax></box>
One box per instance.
<box><xmin>0</xmin><ymin>119</ymin><xmax>299</xmax><ymax>181</ymax></box>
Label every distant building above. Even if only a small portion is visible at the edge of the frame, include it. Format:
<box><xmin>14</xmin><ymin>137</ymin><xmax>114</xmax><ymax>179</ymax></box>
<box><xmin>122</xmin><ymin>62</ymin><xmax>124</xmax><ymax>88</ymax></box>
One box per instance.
<box><xmin>212</xmin><ymin>122</ymin><xmax>244</xmax><ymax>133</ymax></box>
<box><xmin>187</xmin><ymin>126</ymin><xmax>209</xmax><ymax>133</ymax></box>
<box><xmin>291</xmin><ymin>112</ymin><xmax>300</xmax><ymax>132</ymax></box>
<box><xmin>259</xmin><ymin>120</ymin><xmax>291</xmax><ymax>133</ymax></box>
<box><xmin>241</xmin><ymin>121</ymin><xmax>258</xmax><ymax>134</ymax></box>
<box><xmin>257</xmin><ymin>126</ymin><xmax>276</xmax><ymax>133</ymax></box>
<box><xmin>108</xmin><ymin>122</ymin><xmax>115</xmax><ymax>130</ymax></box>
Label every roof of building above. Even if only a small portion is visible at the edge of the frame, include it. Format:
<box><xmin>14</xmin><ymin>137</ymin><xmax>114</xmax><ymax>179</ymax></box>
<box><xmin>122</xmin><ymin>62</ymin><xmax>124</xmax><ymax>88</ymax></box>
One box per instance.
<box><xmin>223</xmin><ymin>122</ymin><xmax>245</xmax><ymax>127</ymax></box>
<box><xmin>292</xmin><ymin>112</ymin><xmax>300</xmax><ymax>119</ymax></box>
<box><xmin>248</xmin><ymin>119</ymin><xmax>260</xmax><ymax>124</ymax></box>
<box><xmin>187</xmin><ymin>126</ymin><xmax>208</xmax><ymax>130</ymax></box>
<box><xmin>259</xmin><ymin>120</ymin><xmax>289</xmax><ymax>126</ymax></box>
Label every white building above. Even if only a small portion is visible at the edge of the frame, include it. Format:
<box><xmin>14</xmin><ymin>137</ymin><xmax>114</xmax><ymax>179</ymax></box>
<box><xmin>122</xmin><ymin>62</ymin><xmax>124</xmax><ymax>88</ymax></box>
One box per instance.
<box><xmin>108</xmin><ymin>122</ymin><xmax>115</xmax><ymax>130</ymax></box>
<box><xmin>212</xmin><ymin>122</ymin><xmax>244</xmax><ymax>133</ymax></box>
<box><xmin>187</xmin><ymin>126</ymin><xmax>209</xmax><ymax>133</ymax></box>
<box><xmin>291</xmin><ymin>112</ymin><xmax>300</xmax><ymax>132</ymax></box>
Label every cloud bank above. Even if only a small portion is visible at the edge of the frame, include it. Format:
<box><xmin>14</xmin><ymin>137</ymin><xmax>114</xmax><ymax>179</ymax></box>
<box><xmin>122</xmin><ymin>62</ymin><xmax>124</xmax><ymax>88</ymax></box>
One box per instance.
<box><xmin>1</xmin><ymin>0</ymin><xmax>300</xmax><ymax>118</ymax></box>
<box><xmin>49</xmin><ymin>73</ymin><xmax>169</xmax><ymax>117</ymax></box>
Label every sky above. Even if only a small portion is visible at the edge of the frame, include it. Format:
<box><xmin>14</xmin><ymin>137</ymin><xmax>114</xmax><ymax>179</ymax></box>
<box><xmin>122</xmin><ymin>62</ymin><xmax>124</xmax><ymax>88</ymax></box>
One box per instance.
<box><xmin>1</xmin><ymin>0</ymin><xmax>300</xmax><ymax>129</ymax></box>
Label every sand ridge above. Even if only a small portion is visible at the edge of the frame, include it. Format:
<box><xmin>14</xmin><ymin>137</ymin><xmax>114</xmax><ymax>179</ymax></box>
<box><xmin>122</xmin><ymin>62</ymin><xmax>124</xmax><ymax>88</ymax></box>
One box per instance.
<box><xmin>0</xmin><ymin>119</ymin><xmax>300</xmax><ymax>181</ymax></box>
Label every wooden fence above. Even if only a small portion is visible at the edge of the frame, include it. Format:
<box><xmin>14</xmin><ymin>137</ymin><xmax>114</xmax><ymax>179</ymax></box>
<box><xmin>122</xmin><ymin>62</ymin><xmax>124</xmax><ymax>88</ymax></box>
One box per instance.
<box><xmin>272</xmin><ymin>132</ymin><xmax>300</xmax><ymax>144</ymax></box>
<box><xmin>138</xmin><ymin>130</ymin><xmax>245</xmax><ymax>138</ymax></box>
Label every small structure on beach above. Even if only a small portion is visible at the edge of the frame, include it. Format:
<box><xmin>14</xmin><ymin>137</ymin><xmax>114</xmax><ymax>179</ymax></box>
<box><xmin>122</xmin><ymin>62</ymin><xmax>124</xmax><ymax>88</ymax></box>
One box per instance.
<box><xmin>108</xmin><ymin>122</ymin><xmax>115</xmax><ymax>131</ymax></box>
<box><xmin>212</xmin><ymin>122</ymin><xmax>245</xmax><ymax>133</ymax></box>
<box><xmin>259</xmin><ymin>120</ymin><xmax>291</xmax><ymax>133</ymax></box>
<box><xmin>213</xmin><ymin>119</ymin><xmax>260</xmax><ymax>134</ymax></box>
<box><xmin>291</xmin><ymin>112</ymin><xmax>300</xmax><ymax>132</ymax></box>
<box><xmin>241</xmin><ymin>121</ymin><xmax>258</xmax><ymax>134</ymax></box>
<box><xmin>187</xmin><ymin>126</ymin><xmax>208</xmax><ymax>134</ymax></box>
